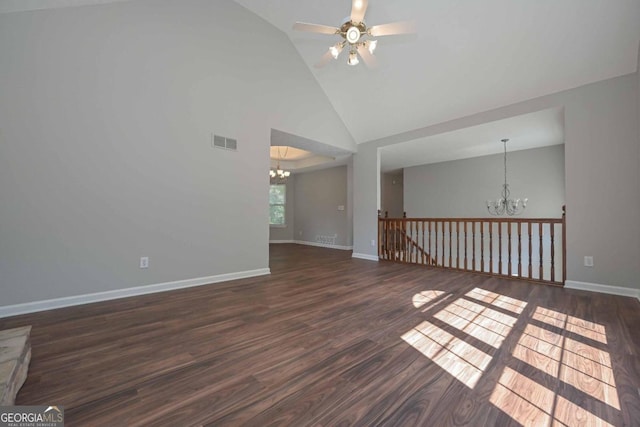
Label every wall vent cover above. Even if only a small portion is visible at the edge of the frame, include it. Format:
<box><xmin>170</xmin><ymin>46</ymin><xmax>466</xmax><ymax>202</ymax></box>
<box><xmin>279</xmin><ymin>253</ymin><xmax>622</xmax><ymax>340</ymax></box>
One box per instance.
<box><xmin>212</xmin><ymin>134</ymin><xmax>237</xmax><ymax>151</ymax></box>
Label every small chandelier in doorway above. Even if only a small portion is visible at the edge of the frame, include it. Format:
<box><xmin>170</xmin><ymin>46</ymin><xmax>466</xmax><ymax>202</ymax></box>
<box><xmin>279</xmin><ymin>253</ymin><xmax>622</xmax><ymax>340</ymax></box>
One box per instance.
<box><xmin>486</xmin><ymin>138</ymin><xmax>527</xmax><ymax>216</ymax></box>
<box><xmin>269</xmin><ymin>146</ymin><xmax>291</xmax><ymax>181</ymax></box>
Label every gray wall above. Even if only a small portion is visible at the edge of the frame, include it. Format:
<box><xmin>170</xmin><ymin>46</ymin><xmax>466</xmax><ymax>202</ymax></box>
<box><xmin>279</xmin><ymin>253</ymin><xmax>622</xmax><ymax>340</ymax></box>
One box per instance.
<box><xmin>354</xmin><ymin>73</ymin><xmax>640</xmax><ymax>290</ymax></box>
<box><xmin>0</xmin><ymin>0</ymin><xmax>355</xmax><ymax>306</ymax></box>
<box><xmin>269</xmin><ymin>176</ymin><xmax>295</xmax><ymax>241</ymax></box>
<box><xmin>381</xmin><ymin>172</ymin><xmax>404</xmax><ymax>218</ymax></box>
<box><xmin>294</xmin><ymin>166</ymin><xmax>351</xmax><ymax>248</ymax></box>
<box><xmin>405</xmin><ymin>145</ymin><xmax>565</xmax><ymax>218</ymax></box>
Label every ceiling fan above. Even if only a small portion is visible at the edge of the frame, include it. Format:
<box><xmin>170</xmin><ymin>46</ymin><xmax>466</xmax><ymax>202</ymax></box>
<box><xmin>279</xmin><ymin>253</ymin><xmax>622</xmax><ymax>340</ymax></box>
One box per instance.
<box><xmin>293</xmin><ymin>0</ymin><xmax>415</xmax><ymax>68</ymax></box>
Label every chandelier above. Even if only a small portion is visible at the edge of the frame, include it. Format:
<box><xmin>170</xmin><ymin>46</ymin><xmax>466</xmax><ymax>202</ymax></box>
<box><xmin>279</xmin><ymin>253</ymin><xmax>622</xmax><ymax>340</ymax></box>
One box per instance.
<box><xmin>269</xmin><ymin>146</ymin><xmax>291</xmax><ymax>181</ymax></box>
<box><xmin>486</xmin><ymin>139</ymin><xmax>527</xmax><ymax>216</ymax></box>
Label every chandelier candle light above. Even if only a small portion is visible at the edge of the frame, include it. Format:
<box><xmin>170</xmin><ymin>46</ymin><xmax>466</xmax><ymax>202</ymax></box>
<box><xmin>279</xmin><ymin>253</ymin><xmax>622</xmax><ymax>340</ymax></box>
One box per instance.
<box><xmin>486</xmin><ymin>139</ymin><xmax>528</xmax><ymax>216</ymax></box>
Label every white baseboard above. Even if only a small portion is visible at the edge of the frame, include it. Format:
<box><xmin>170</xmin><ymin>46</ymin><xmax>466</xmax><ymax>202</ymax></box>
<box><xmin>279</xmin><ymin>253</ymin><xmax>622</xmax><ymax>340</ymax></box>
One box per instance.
<box><xmin>352</xmin><ymin>253</ymin><xmax>379</xmax><ymax>262</ymax></box>
<box><xmin>0</xmin><ymin>268</ymin><xmax>271</xmax><ymax>319</ymax></box>
<box><xmin>293</xmin><ymin>240</ymin><xmax>353</xmax><ymax>251</ymax></box>
<box><xmin>269</xmin><ymin>240</ymin><xmax>295</xmax><ymax>244</ymax></box>
<box><xmin>565</xmin><ymin>280</ymin><xmax>640</xmax><ymax>301</ymax></box>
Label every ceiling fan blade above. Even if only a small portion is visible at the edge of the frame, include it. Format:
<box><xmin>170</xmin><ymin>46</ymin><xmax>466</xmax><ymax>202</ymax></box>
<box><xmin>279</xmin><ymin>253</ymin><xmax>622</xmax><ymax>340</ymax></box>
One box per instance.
<box><xmin>314</xmin><ymin>50</ymin><xmax>334</xmax><ymax>68</ymax></box>
<box><xmin>350</xmin><ymin>0</ymin><xmax>369</xmax><ymax>24</ymax></box>
<box><xmin>369</xmin><ymin>20</ymin><xmax>416</xmax><ymax>37</ymax></box>
<box><xmin>293</xmin><ymin>22</ymin><xmax>339</xmax><ymax>35</ymax></box>
<box><xmin>356</xmin><ymin>44</ymin><xmax>378</xmax><ymax>69</ymax></box>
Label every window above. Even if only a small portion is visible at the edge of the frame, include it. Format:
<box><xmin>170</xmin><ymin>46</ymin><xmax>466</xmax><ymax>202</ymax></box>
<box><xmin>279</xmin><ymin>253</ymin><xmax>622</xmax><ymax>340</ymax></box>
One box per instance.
<box><xmin>269</xmin><ymin>184</ymin><xmax>286</xmax><ymax>226</ymax></box>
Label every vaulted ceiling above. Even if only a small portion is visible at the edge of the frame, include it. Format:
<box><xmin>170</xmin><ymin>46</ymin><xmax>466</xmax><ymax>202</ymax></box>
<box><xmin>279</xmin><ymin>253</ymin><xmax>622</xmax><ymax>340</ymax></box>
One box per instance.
<box><xmin>3</xmin><ymin>0</ymin><xmax>639</xmax><ymax>153</ymax></box>
<box><xmin>235</xmin><ymin>0</ymin><xmax>640</xmax><ymax>145</ymax></box>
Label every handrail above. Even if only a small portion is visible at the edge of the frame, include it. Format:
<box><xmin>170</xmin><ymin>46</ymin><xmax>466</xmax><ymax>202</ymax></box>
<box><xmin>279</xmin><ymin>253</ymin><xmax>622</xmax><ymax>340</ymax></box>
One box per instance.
<box><xmin>378</xmin><ymin>206</ymin><xmax>566</xmax><ymax>286</ymax></box>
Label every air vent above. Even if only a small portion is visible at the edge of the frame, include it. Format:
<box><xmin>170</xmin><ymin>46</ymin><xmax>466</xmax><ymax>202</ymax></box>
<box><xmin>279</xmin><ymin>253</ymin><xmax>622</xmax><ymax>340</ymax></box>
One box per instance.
<box><xmin>212</xmin><ymin>134</ymin><xmax>238</xmax><ymax>151</ymax></box>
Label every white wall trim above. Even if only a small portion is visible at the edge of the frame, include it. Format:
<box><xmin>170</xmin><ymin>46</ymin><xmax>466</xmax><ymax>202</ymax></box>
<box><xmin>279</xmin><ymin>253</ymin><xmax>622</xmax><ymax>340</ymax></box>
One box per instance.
<box><xmin>0</xmin><ymin>268</ymin><xmax>271</xmax><ymax>319</ymax></box>
<box><xmin>269</xmin><ymin>240</ymin><xmax>295</xmax><ymax>244</ymax></box>
<box><xmin>293</xmin><ymin>240</ymin><xmax>353</xmax><ymax>251</ymax></box>
<box><xmin>352</xmin><ymin>253</ymin><xmax>379</xmax><ymax>262</ymax></box>
<box><xmin>565</xmin><ymin>280</ymin><xmax>640</xmax><ymax>301</ymax></box>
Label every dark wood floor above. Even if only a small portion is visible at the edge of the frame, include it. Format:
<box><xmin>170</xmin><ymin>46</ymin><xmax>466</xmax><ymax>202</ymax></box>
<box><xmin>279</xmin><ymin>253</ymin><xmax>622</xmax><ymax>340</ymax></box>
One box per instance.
<box><xmin>2</xmin><ymin>244</ymin><xmax>639</xmax><ymax>426</ymax></box>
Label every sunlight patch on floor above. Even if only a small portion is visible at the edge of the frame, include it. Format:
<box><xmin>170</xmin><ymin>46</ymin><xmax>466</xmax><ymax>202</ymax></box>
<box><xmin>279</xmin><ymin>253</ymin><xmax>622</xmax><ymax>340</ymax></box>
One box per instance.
<box><xmin>401</xmin><ymin>321</ymin><xmax>492</xmax><ymax>389</ymax></box>
<box><xmin>490</xmin><ymin>367</ymin><xmax>554</xmax><ymax>426</ymax></box>
<box><xmin>434</xmin><ymin>298</ymin><xmax>516</xmax><ymax>348</ymax></box>
<box><xmin>490</xmin><ymin>367</ymin><xmax>614</xmax><ymax>427</ymax></box>
<box><xmin>412</xmin><ymin>290</ymin><xmax>446</xmax><ymax>308</ymax></box>
<box><xmin>402</xmin><ymin>287</ymin><xmax>621</xmax><ymax>423</ymax></box>
<box><xmin>401</xmin><ymin>287</ymin><xmax>525</xmax><ymax>389</ymax></box>
<box><xmin>492</xmin><ymin>306</ymin><xmax>619</xmax><ymax>425</ymax></box>
<box><xmin>465</xmin><ymin>288</ymin><xmax>527</xmax><ymax>314</ymax></box>
<box><xmin>533</xmin><ymin>307</ymin><xmax>607</xmax><ymax>344</ymax></box>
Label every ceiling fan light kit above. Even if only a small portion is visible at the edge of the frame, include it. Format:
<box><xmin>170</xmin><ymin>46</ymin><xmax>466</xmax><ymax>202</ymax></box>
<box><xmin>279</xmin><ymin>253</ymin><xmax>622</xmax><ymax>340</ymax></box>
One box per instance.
<box><xmin>347</xmin><ymin>50</ymin><xmax>359</xmax><ymax>66</ymax></box>
<box><xmin>292</xmin><ymin>0</ymin><xmax>414</xmax><ymax>68</ymax></box>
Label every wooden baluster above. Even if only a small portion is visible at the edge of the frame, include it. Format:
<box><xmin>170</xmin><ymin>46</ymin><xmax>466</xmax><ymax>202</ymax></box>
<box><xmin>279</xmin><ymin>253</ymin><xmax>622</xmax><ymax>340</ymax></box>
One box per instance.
<box><xmin>539</xmin><ymin>222</ymin><xmax>544</xmax><ymax>280</ymax></box>
<box><xmin>528</xmin><ymin>222</ymin><xmax>533</xmax><ymax>279</ymax></box>
<box><xmin>508</xmin><ymin>222</ymin><xmax>512</xmax><ymax>277</ymax></box>
<box><xmin>383</xmin><ymin>219</ymin><xmax>387</xmax><ymax>261</ymax></box>
<box><xmin>399</xmin><ymin>219</ymin><xmax>403</xmax><ymax>262</ymax></box>
<box><xmin>413</xmin><ymin>220</ymin><xmax>417</xmax><ymax>263</ymax></box>
<box><xmin>562</xmin><ymin>205</ymin><xmax>567</xmax><ymax>284</ymax></box>
<box><xmin>428</xmin><ymin>221</ymin><xmax>432</xmax><ymax>265</ymax></box>
<box><xmin>422</xmin><ymin>221</ymin><xmax>426</xmax><ymax>264</ymax></box>
<box><xmin>456</xmin><ymin>221</ymin><xmax>460</xmax><ymax>269</ymax></box>
<box><xmin>472</xmin><ymin>222</ymin><xmax>476</xmax><ymax>271</ymax></box>
<box><xmin>398</xmin><ymin>219</ymin><xmax>402</xmax><ymax>262</ymax></box>
<box><xmin>464</xmin><ymin>222</ymin><xmax>468</xmax><ymax>271</ymax></box>
<box><xmin>434</xmin><ymin>221</ymin><xmax>438</xmax><ymax>266</ymax></box>
<box><xmin>379</xmin><ymin>218</ymin><xmax>383</xmax><ymax>259</ymax></box>
<box><xmin>518</xmin><ymin>222</ymin><xmax>522</xmax><ymax>277</ymax></box>
<box><xmin>489</xmin><ymin>222</ymin><xmax>493</xmax><ymax>274</ymax></box>
<box><xmin>418</xmin><ymin>221</ymin><xmax>421</xmax><ymax>264</ymax></box>
<box><xmin>448</xmin><ymin>221</ymin><xmax>452</xmax><ymax>268</ymax></box>
<box><xmin>481</xmin><ymin>222</ymin><xmax>485</xmax><ymax>273</ymax></box>
<box><xmin>392</xmin><ymin>220</ymin><xmax>397</xmax><ymax>262</ymax></box>
<box><xmin>408</xmin><ymin>220</ymin><xmax>412</xmax><ymax>263</ymax></box>
<box><xmin>498</xmin><ymin>222</ymin><xmax>503</xmax><ymax>275</ymax></box>
<box><xmin>388</xmin><ymin>220</ymin><xmax>392</xmax><ymax>261</ymax></box>
<box><xmin>440</xmin><ymin>221</ymin><xmax>446</xmax><ymax>267</ymax></box>
<box><xmin>388</xmin><ymin>219</ymin><xmax>392</xmax><ymax>260</ymax></box>
<box><xmin>550</xmin><ymin>222</ymin><xmax>555</xmax><ymax>283</ymax></box>
<box><xmin>401</xmin><ymin>219</ymin><xmax>404</xmax><ymax>262</ymax></box>
<box><xmin>404</xmin><ymin>219</ymin><xmax>409</xmax><ymax>263</ymax></box>
<box><xmin>405</xmin><ymin>219</ymin><xmax>409</xmax><ymax>263</ymax></box>
<box><xmin>423</xmin><ymin>221</ymin><xmax>426</xmax><ymax>264</ymax></box>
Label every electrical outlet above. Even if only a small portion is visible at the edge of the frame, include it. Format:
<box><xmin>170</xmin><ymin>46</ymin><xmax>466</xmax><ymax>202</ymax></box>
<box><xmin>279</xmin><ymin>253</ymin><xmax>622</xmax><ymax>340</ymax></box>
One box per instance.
<box><xmin>584</xmin><ymin>256</ymin><xmax>594</xmax><ymax>267</ymax></box>
<box><xmin>371</xmin><ymin>239</ymin><xmax>376</xmax><ymax>247</ymax></box>
<box><xmin>140</xmin><ymin>257</ymin><xmax>149</xmax><ymax>269</ymax></box>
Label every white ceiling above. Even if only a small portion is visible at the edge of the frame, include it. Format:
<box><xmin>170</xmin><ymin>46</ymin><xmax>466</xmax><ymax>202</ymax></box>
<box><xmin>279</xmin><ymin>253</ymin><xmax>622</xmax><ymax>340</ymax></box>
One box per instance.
<box><xmin>3</xmin><ymin>0</ymin><xmax>639</xmax><ymax>172</ymax></box>
<box><xmin>0</xmin><ymin>0</ymin><xmax>130</xmax><ymax>13</ymax></box>
<box><xmin>244</xmin><ymin>0</ymin><xmax>636</xmax><ymax>172</ymax></box>
<box><xmin>380</xmin><ymin>106</ymin><xmax>565</xmax><ymax>172</ymax></box>
<box><xmin>235</xmin><ymin>0</ymin><xmax>640</xmax><ymax>145</ymax></box>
